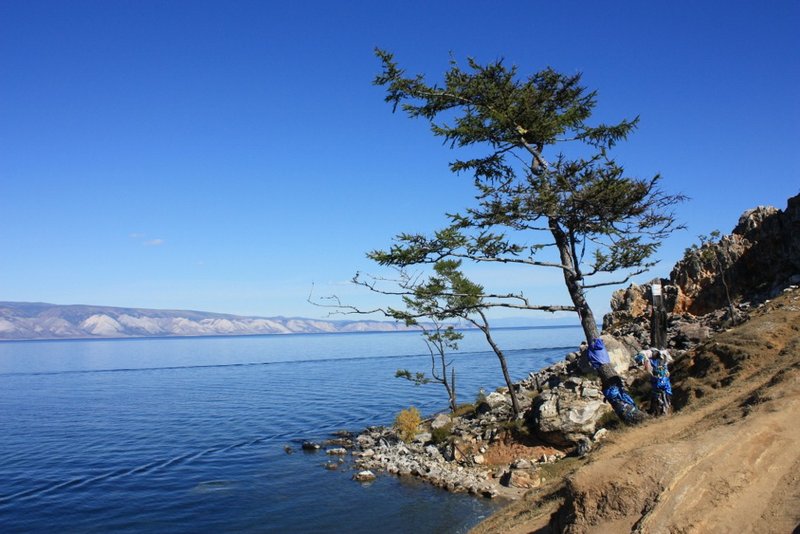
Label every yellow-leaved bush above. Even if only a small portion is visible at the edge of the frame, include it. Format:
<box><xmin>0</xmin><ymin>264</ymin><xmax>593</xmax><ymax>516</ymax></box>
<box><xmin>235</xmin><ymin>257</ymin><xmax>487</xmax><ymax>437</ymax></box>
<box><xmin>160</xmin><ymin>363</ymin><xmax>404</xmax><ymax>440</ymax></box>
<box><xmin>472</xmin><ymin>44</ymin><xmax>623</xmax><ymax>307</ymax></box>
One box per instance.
<box><xmin>394</xmin><ymin>406</ymin><xmax>421</xmax><ymax>442</ymax></box>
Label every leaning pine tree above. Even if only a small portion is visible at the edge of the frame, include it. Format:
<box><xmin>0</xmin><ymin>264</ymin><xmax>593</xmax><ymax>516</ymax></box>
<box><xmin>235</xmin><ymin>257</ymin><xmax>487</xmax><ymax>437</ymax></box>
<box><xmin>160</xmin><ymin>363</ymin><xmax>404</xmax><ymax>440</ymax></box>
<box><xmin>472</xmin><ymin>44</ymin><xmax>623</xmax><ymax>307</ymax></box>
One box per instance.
<box><xmin>371</xmin><ymin>49</ymin><xmax>686</xmax><ymax>344</ymax></box>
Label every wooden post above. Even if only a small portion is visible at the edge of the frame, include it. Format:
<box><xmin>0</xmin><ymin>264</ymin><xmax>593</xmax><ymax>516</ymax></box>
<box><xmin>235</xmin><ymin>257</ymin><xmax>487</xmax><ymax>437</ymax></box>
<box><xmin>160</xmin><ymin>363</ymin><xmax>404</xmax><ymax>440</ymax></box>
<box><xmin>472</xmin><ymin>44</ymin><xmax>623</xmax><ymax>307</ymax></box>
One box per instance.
<box><xmin>651</xmin><ymin>282</ymin><xmax>667</xmax><ymax>349</ymax></box>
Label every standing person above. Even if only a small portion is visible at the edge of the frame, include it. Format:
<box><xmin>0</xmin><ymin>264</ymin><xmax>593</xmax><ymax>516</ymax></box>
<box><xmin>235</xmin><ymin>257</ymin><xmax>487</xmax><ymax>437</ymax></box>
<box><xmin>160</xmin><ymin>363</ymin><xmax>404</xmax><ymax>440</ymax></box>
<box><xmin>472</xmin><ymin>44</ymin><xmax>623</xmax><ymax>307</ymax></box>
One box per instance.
<box><xmin>584</xmin><ymin>338</ymin><xmax>647</xmax><ymax>424</ymax></box>
<box><xmin>635</xmin><ymin>348</ymin><xmax>673</xmax><ymax>415</ymax></box>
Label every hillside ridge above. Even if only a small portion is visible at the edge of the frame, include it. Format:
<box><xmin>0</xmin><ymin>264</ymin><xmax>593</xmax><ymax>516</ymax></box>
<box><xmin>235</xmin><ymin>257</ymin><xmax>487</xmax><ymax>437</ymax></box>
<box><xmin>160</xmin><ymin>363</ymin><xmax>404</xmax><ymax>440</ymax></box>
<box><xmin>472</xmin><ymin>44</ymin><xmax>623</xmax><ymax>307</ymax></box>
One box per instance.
<box><xmin>0</xmin><ymin>301</ymin><xmax>414</xmax><ymax>341</ymax></box>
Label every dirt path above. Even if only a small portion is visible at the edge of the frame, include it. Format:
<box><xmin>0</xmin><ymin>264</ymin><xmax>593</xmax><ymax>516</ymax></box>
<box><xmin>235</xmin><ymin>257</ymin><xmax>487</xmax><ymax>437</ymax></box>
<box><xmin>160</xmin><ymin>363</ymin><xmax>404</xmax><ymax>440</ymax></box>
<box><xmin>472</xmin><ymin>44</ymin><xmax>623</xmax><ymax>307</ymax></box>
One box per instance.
<box><xmin>473</xmin><ymin>288</ymin><xmax>800</xmax><ymax>533</ymax></box>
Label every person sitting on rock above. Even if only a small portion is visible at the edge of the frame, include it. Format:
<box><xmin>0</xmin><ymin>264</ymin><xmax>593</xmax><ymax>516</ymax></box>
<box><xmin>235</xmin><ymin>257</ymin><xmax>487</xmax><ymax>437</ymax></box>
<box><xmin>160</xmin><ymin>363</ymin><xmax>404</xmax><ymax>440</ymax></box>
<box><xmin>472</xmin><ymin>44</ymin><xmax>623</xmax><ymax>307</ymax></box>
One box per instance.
<box><xmin>584</xmin><ymin>338</ymin><xmax>647</xmax><ymax>424</ymax></box>
<box><xmin>634</xmin><ymin>348</ymin><xmax>673</xmax><ymax>415</ymax></box>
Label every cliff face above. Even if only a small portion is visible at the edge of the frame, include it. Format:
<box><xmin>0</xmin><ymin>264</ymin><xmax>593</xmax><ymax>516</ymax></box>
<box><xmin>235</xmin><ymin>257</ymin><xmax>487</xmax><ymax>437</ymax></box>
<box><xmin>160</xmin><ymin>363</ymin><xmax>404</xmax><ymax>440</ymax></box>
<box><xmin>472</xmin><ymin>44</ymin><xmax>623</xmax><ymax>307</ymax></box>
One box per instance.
<box><xmin>603</xmin><ymin>193</ymin><xmax>800</xmax><ymax>339</ymax></box>
<box><xmin>671</xmin><ymin>194</ymin><xmax>800</xmax><ymax>314</ymax></box>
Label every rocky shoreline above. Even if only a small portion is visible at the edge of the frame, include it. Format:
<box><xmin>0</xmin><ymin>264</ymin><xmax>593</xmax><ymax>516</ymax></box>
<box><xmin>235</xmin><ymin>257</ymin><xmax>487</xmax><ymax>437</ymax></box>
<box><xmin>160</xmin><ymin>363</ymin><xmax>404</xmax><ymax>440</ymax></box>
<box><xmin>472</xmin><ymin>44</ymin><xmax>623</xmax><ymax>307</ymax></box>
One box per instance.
<box><xmin>291</xmin><ymin>194</ymin><xmax>800</xmax><ymax>529</ymax></box>
<box><xmin>290</xmin><ymin>289</ymin><xmax>796</xmax><ymax>506</ymax></box>
<box><xmin>293</xmin><ymin>334</ymin><xmax>641</xmax><ymax>501</ymax></box>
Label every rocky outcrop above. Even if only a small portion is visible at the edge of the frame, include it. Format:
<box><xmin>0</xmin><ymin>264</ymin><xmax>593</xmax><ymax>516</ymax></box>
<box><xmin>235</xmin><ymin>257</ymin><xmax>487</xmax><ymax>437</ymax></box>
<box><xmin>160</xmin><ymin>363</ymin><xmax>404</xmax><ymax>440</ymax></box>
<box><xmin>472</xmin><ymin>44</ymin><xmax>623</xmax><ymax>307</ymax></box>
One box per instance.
<box><xmin>603</xmin><ymin>280</ymin><xmax>680</xmax><ymax>341</ymax></box>
<box><xmin>671</xmin><ymin>194</ymin><xmax>799</xmax><ymax>313</ymax></box>
<box><xmin>604</xmin><ymin>193</ymin><xmax>800</xmax><ymax>346</ymax></box>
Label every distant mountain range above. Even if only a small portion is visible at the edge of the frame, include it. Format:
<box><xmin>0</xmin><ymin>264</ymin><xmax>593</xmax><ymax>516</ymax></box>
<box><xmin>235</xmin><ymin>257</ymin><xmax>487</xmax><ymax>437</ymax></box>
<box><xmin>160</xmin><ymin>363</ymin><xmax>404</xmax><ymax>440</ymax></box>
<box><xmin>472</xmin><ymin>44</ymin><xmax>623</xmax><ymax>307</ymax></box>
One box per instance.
<box><xmin>0</xmin><ymin>302</ymin><xmax>417</xmax><ymax>341</ymax></box>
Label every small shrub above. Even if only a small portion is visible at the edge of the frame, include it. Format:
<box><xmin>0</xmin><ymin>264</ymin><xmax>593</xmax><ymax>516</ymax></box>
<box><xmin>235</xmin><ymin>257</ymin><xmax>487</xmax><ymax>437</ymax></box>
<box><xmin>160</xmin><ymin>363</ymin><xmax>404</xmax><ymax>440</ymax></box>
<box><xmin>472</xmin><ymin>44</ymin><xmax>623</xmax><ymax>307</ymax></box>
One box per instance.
<box><xmin>596</xmin><ymin>409</ymin><xmax>621</xmax><ymax>430</ymax></box>
<box><xmin>394</xmin><ymin>406</ymin><xmax>421</xmax><ymax>442</ymax></box>
<box><xmin>431</xmin><ymin>423</ymin><xmax>453</xmax><ymax>445</ymax></box>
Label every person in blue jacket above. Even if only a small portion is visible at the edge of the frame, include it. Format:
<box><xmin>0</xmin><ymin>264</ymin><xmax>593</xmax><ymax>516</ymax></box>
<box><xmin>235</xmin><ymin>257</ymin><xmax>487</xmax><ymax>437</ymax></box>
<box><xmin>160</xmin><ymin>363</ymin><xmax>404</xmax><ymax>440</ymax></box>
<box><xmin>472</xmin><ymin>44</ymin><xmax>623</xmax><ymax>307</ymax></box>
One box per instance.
<box><xmin>584</xmin><ymin>338</ymin><xmax>646</xmax><ymax>424</ymax></box>
<box><xmin>634</xmin><ymin>348</ymin><xmax>673</xmax><ymax>415</ymax></box>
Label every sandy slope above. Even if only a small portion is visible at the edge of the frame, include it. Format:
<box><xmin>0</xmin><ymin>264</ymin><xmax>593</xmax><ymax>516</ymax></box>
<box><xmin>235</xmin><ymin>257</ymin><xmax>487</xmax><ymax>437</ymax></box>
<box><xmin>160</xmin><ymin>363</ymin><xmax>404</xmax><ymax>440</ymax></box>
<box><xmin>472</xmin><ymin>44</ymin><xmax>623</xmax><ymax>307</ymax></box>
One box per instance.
<box><xmin>472</xmin><ymin>288</ymin><xmax>800</xmax><ymax>533</ymax></box>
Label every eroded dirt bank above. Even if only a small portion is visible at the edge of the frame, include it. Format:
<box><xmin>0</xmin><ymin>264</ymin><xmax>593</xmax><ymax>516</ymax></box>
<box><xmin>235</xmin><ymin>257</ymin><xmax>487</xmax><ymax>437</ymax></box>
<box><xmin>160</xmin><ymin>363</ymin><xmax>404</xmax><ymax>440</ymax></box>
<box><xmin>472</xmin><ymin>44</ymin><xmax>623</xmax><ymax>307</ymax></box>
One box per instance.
<box><xmin>472</xmin><ymin>287</ymin><xmax>800</xmax><ymax>534</ymax></box>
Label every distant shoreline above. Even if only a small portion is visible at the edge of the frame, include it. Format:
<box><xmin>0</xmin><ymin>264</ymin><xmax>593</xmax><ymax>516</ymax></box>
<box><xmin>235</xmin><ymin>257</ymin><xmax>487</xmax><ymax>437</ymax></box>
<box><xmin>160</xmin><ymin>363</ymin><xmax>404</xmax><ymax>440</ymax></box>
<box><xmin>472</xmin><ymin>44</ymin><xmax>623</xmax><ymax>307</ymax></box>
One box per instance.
<box><xmin>0</xmin><ymin>323</ymin><xmax>583</xmax><ymax>344</ymax></box>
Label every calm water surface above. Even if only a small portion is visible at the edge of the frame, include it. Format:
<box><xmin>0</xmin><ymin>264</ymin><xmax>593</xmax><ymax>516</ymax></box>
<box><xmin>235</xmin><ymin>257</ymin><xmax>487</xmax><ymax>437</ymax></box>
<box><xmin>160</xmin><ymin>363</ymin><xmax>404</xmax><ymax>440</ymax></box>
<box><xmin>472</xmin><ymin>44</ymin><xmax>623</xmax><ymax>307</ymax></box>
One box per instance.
<box><xmin>0</xmin><ymin>326</ymin><xmax>582</xmax><ymax>533</ymax></box>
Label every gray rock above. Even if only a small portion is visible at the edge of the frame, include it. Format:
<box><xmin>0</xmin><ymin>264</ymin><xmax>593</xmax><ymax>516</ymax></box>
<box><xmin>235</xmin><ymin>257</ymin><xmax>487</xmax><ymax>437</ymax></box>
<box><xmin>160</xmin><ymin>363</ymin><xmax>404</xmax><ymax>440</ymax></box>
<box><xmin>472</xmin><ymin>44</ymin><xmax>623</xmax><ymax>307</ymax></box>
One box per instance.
<box><xmin>431</xmin><ymin>413</ymin><xmax>451</xmax><ymax>430</ymax></box>
<box><xmin>353</xmin><ymin>470</ymin><xmax>376</xmax><ymax>482</ymax></box>
<box><xmin>424</xmin><ymin>445</ymin><xmax>443</xmax><ymax>460</ymax></box>
<box><xmin>564</xmin><ymin>376</ymin><xmax>583</xmax><ymax>389</ymax></box>
<box><xmin>531</xmin><ymin>386</ymin><xmax>612</xmax><ymax>446</ymax></box>
<box><xmin>484</xmin><ymin>391</ymin><xmax>509</xmax><ymax>409</ymax></box>
<box><xmin>413</xmin><ymin>432</ymin><xmax>432</xmax><ymax>444</ymax></box>
<box><xmin>581</xmin><ymin>386</ymin><xmax>601</xmax><ymax>399</ymax></box>
<box><xmin>356</xmin><ymin>434</ymin><xmax>375</xmax><ymax>449</ymax></box>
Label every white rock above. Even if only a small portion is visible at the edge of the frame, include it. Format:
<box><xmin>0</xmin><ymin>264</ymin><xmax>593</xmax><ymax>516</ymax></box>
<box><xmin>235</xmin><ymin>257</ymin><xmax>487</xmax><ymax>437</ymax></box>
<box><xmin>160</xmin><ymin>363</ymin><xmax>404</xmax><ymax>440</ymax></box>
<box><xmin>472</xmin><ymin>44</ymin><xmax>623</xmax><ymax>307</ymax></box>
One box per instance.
<box><xmin>484</xmin><ymin>391</ymin><xmax>509</xmax><ymax>409</ymax></box>
<box><xmin>353</xmin><ymin>470</ymin><xmax>376</xmax><ymax>482</ymax></box>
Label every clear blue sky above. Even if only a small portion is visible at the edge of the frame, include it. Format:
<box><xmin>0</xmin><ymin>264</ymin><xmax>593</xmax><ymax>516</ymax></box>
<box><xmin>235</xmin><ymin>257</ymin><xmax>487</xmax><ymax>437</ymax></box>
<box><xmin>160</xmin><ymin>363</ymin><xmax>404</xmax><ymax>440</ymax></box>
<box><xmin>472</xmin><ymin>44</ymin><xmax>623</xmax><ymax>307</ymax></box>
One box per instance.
<box><xmin>1</xmin><ymin>1</ymin><xmax>798</xmax><ymax>320</ymax></box>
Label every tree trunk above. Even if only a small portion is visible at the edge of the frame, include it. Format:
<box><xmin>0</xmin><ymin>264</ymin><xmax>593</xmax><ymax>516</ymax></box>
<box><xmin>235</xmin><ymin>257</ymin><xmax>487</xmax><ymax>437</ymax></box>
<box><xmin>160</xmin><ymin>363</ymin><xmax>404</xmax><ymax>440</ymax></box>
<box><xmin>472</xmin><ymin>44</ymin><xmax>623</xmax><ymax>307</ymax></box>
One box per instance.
<box><xmin>550</xmin><ymin>218</ymin><xmax>600</xmax><ymax>343</ymax></box>
<box><xmin>440</xmin><ymin>348</ymin><xmax>457</xmax><ymax>413</ymax></box>
<box><xmin>475</xmin><ymin>311</ymin><xmax>521</xmax><ymax>417</ymax></box>
<box><xmin>450</xmin><ymin>367</ymin><xmax>457</xmax><ymax>413</ymax></box>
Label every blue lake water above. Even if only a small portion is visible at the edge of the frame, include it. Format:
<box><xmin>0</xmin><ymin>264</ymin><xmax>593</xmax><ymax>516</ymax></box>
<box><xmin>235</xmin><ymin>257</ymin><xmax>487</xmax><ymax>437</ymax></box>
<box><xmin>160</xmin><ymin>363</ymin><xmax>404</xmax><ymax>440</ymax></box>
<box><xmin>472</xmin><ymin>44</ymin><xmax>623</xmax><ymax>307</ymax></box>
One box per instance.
<box><xmin>0</xmin><ymin>326</ymin><xmax>583</xmax><ymax>533</ymax></box>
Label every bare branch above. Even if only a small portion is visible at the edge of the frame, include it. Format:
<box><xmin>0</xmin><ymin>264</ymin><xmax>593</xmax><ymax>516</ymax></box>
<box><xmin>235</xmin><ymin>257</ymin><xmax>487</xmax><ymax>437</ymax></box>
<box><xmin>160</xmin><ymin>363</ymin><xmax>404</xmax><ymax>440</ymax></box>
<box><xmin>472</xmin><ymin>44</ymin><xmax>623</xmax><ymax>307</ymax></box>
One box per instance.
<box><xmin>580</xmin><ymin>267</ymin><xmax>650</xmax><ymax>289</ymax></box>
<box><xmin>450</xmin><ymin>252</ymin><xmax>569</xmax><ymax>270</ymax></box>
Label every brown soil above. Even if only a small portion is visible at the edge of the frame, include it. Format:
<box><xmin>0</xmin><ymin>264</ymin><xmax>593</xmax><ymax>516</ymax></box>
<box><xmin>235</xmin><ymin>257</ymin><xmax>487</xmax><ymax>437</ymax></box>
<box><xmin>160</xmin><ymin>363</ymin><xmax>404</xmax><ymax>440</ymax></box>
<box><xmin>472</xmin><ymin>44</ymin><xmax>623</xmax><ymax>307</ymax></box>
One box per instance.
<box><xmin>472</xmin><ymin>287</ymin><xmax>800</xmax><ymax>534</ymax></box>
<box><xmin>482</xmin><ymin>432</ymin><xmax>564</xmax><ymax>467</ymax></box>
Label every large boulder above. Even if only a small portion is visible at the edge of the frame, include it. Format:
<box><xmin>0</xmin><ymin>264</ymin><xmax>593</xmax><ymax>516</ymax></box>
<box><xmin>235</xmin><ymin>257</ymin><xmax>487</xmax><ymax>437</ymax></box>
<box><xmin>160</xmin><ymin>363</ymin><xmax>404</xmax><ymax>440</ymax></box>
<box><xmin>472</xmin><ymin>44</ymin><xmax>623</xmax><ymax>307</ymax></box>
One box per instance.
<box><xmin>529</xmin><ymin>378</ymin><xmax>613</xmax><ymax>446</ymax></box>
<box><xmin>576</xmin><ymin>334</ymin><xmax>637</xmax><ymax>376</ymax></box>
<box><xmin>503</xmin><ymin>468</ymin><xmax>542</xmax><ymax>489</ymax></box>
<box><xmin>483</xmin><ymin>391</ymin><xmax>509</xmax><ymax>409</ymax></box>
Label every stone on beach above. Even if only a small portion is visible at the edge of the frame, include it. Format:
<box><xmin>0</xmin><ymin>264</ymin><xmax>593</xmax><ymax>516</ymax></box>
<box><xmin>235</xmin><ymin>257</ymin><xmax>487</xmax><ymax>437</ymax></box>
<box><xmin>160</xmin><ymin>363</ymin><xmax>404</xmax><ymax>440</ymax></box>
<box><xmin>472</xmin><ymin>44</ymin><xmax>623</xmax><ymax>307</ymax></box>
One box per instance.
<box><xmin>353</xmin><ymin>470</ymin><xmax>376</xmax><ymax>482</ymax></box>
